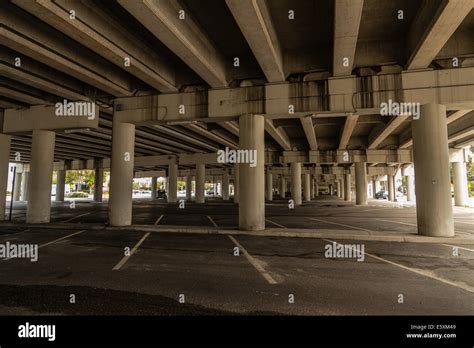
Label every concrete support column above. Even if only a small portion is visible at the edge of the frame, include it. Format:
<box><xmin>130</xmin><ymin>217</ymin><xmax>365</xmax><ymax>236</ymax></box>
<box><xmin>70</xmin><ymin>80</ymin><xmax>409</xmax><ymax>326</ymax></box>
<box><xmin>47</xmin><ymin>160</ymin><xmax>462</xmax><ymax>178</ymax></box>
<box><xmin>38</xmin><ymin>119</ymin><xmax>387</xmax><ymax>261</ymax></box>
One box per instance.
<box><xmin>315</xmin><ymin>181</ymin><xmax>319</xmax><ymax>197</ymax></box>
<box><xmin>195</xmin><ymin>164</ymin><xmax>205</xmax><ymax>203</ymax></box>
<box><xmin>453</xmin><ymin>162</ymin><xmax>468</xmax><ymax>207</ymax></box>
<box><xmin>310</xmin><ymin>176</ymin><xmax>315</xmax><ymax>199</ymax></box>
<box><xmin>387</xmin><ymin>175</ymin><xmax>395</xmax><ymax>202</ymax></box>
<box><xmin>291</xmin><ymin>162</ymin><xmax>302</xmax><ymax>206</ymax></box>
<box><xmin>151</xmin><ymin>177</ymin><xmax>157</xmax><ymax>200</ymax></box>
<box><xmin>372</xmin><ymin>178</ymin><xmax>377</xmax><ymax>197</ymax></box>
<box><xmin>339</xmin><ymin>179</ymin><xmax>344</xmax><ymax>198</ymax></box>
<box><xmin>0</xmin><ymin>134</ymin><xmax>11</xmax><ymax>221</ymax></box>
<box><xmin>12</xmin><ymin>172</ymin><xmax>22</xmax><ymax>202</ymax></box>
<box><xmin>303</xmin><ymin>173</ymin><xmax>311</xmax><ymax>202</ymax></box>
<box><xmin>21</xmin><ymin>172</ymin><xmax>29</xmax><ymax>201</ymax></box>
<box><xmin>412</xmin><ymin>103</ymin><xmax>454</xmax><ymax>237</ymax></box>
<box><xmin>329</xmin><ymin>184</ymin><xmax>334</xmax><ymax>196</ymax></box>
<box><xmin>233</xmin><ymin>164</ymin><xmax>239</xmax><ymax>203</ymax></box>
<box><xmin>56</xmin><ymin>170</ymin><xmax>65</xmax><ymax>202</ymax></box>
<box><xmin>223</xmin><ymin>171</ymin><xmax>230</xmax><ymax>201</ymax></box>
<box><xmin>185</xmin><ymin>175</ymin><xmax>192</xmax><ymax>200</ymax></box>
<box><xmin>280</xmin><ymin>176</ymin><xmax>286</xmax><ymax>198</ymax></box>
<box><xmin>343</xmin><ymin>173</ymin><xmax>351</xmax><ymax>201</ymax></box>
<box><xmin>27</xmin><ymin>130</ymin><xmax>55</xmax><ymax>224</ymax></box>
<box><xmin>93</xmin><ymin>161</ymin><xmax>104</xmax><ymax>202</ymax></box>
<box><xmin>355</xmin><ymin>162</ymin><xmax>368</xmax><ymax>206</ymax></box>
<box><xmin>168</xmin><ymin>163</ymin><xmax>178</xmax><ymax>203</ymax></box>
<box><xmin>239</xmin><ymin>114</ymin><xmax>265</xmax><ymax>231</ymax></box>
<box><xmin>336</xmin><ymin>181</ymin><xmax>341</xmax><ymax>198</ymax></box>
<box><xmin>266</xmin><ymin>172</ymin><xmax>273</xmax><ymax>201</ymax></box>
<box><xmin>406</xmin><ymin>175</ymin><xmax>415</xmax><ymax>202</ymax></box>
<box><xmin>109</xmin><ymin>121</ymin><xmax>135</xmax><ymax>227</ymax></box>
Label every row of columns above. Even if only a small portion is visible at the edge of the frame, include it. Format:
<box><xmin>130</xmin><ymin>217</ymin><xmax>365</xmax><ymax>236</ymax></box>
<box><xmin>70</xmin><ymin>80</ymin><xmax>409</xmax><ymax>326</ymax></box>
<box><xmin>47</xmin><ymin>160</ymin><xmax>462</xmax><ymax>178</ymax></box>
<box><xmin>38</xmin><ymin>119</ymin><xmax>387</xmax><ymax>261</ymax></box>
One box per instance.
<box><xmin>0</xmin><ymin>104</ymin><xmax>470</xmax><ymax>237</ymax></box>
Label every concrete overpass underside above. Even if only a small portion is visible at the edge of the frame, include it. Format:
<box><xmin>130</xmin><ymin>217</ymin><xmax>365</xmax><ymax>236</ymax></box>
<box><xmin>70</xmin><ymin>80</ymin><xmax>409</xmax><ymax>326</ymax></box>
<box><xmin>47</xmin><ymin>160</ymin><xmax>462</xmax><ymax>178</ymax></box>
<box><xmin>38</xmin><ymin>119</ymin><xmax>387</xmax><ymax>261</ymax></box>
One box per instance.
<box><xmin>0</xmin><ymin>0</ymin><xmax>473</xmax><ymax>316</ymax></box>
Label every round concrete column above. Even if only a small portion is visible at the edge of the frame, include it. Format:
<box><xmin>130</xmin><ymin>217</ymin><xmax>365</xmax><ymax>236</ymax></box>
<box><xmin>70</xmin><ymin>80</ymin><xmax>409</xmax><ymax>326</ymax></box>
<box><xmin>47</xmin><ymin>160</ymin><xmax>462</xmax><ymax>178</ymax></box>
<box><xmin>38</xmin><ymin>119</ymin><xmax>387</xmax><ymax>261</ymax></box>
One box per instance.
<box><xmin>303</xmin><ymin>173</ymin><xmax>311</xmax><ymax>202</ymax></box>
<box><xmin>412</xmin><ymin>103</ymin><xmax>454</xmax><ymax>237</ymax></box>
<box><xmin>223</xmin><ymin>171</ymin><xmax>230</xmax><ymax>201</ymax></box>
<box><xmin>406</xmin><ymin>175</ymin><xmax>415</xmax><ymax>202</ymax></box>
<box><xmin>339</xmin><ymin>179</ymin><xmax>344</xmax><ymax>198</ymax></box>
<box><xmin>27</xmin><ymin>130</ymin><xmax>55</xmax><ymax>224</ymax></box>
<box><xmin>109</xmin><ymin>121</ymin><xmax>135</xmax><ymax>227</ymax></box>
<box><xmin>168</xmin><ymin>163</ymin><xmax>178</xmax><ymax>203</ymax></box>
<box><xmin>453</xmin><ymin>162</ymin><xmax>468</xmax><ymax>207</ymax></box>
<box><xmin>387</xmin><ymin>175</ymin><xmax>395</xmax><ymax>201</ymax></box>
<box><xmin>343</xmin><ymin>173</ymin><xmax>351</xmax><ymax>201</ymax></box>
<box><xmin>329</xmin><ymin>184</ymin><xmax>334</xmax><ymax>196</ymax></box>
<box><xmin>151</xmin><ymin>177</ymin><xmax>157</xmax><ymax>200</ymax></box>
<box><xmin>195</xmin><ymin>164</ymin><xmax>205</xmax><ymax>203</ymax></box>
<box><xmin>56</xmin><ymin>170</ymin><xmax>65</xmax><ymax>202</ymax></box>
<box><xmin>372</xmin><ymin>178</ymin><xmax>377</xmax><ymax>197</ymax></box>
<box><xmin>310</xmin><ymin>176</ymin><xmax>315</xmax><ymax>199</ymax></box>
<box><xmin>238</xmin><ymin>114</ymin><xmax>265</xmax><ymax>231</ymax></box>
<box><xmin>291</xmin><ymin>162</ymin><xmax>302</xmax><ymax>206</ymax></box>
<box><xmin>185</xmin><ymin>174</ymin><xmax>193</xmax><ymax>201</ymax></box>
<box><xmin>266</xmin><ymin>171</ymin><xmax>273</xmax><ymax>201</ymax></box>
<box><xmin>0</xmin><ymin>134</ymin><xmax>11</xmax><ymax>221</ymax></box>
<box><xmin>21</xmin><ymin>172</ymin><xmax>29</xmax><ymax>201</ymax></box>
<box><xmin>315</xmin><ymin>181</ymin><xmax>319</xmax><ymax>197</ymax></box>
<box><xmin>12</xmin><ymin>172</ymin><xmax>22</xmax><ymax>202</ymax></box>
<box><xmin>233</xmin><ymin>164</ymin><xmax>239</xmax><ymax>203</ymax></box>
<box><xmin>336</xmin><ymin>181</ymin><xmax>341</xmax><ymax>198</ymax></box>
<box><xmin>280</xmin><ymin>175</ymin><xmax>286</xmax><ymax>198</ymax></box>
<box><xmin>355</xmin><ymin>162</ymin><xmax>368</xmax><ymax>206</ymax></box>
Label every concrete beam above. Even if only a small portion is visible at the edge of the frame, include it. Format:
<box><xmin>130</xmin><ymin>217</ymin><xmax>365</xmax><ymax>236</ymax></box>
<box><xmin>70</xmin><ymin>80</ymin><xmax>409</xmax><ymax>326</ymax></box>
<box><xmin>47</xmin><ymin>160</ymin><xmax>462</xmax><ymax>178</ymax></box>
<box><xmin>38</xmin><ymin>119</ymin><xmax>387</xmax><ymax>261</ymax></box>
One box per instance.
<box><xmin>300</xmin><ymin>116</ymin><xmax>318</xmax><ymax>150</ymax></box>
<box><xmin>118</xmin><ymin>0</ymin><xmax>227</xmax><ymax>87</ymax></box>
<box><xmin>13</xmin><ymin>0</ymin><xmax>178</xmax><ymax>92</ymax></box>
<box><xmin>369</xmin><ymin>116</ymin><xmax>410</xmax><ymax>149</ymax></box>
<box><xmin>226</xmin><ymin>0</ymin><xmax>285</xmax><ymax>82</ymax></box>
<box><xmin>3</xmin><ymin>105</ymin><xmax>99</xmax><ymax>133</ymax></box>
<box><xmin>265</xmin><ymin>119</ymin><xmax>291</xmax><ymax>151</ymax></box>
<box><xmin>333</xmin><ymin>0</ymin><xmax>364</xmax><ymax>76</ymax></box>
<box><xmin>407</xmin><ymin>0</ymin><xmax>474</xmax><ymax>70</ymax></box>
<box><xmin>338</xmin><ymin>114</ymin><xmax>359</xmax><ymax>149</ymax></box>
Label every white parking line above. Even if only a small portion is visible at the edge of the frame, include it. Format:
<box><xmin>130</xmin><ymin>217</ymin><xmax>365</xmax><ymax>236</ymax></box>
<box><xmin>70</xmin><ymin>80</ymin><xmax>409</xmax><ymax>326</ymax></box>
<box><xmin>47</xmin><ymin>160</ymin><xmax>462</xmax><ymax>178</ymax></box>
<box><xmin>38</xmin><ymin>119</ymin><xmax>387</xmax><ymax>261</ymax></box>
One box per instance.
<box><xmin>3</xmin><ymin>229</ymin><xmax>86</xmax><ymax>261</ymax></box>
<box><xmin>228</xmin><ymin>235</ymin><xmax>277</xmax><ymax>284</ymax></box>
<box><xmin>154</xmin><ymin>214</ymin><xmax>164</xmax><ymax>225</ymax></box>
<box><xmin>323</xmin><ymin>239</ymin><xmax>474</xmax><ymax>294</ymax></box>
<box><xmin>62</xmin><ymin>212</ymin><xmax>91</xmax><ymax>223</ymax></box>
<box><xmin>265</xmin><ymin>219</ymin><xmax>287</xmax><ymax>228</ymax></box>
<box><xmin>207</xmin><ymin>215</ymin><xmax>218</xmax><ymax>227</ymax></box>
<box><xmin>441</xmin><ymin>244</ymin><xmax>474</xmax><ymax>253</ymax></box>
<box><xmin>308</xmin><ymin>217</ymin><xmax>373</xmax><ymax>233</ymax></box>
<box><xmin>112</xmin><ymin>232</ymin><xmax>150</xmax><ymax>271</ymax></box>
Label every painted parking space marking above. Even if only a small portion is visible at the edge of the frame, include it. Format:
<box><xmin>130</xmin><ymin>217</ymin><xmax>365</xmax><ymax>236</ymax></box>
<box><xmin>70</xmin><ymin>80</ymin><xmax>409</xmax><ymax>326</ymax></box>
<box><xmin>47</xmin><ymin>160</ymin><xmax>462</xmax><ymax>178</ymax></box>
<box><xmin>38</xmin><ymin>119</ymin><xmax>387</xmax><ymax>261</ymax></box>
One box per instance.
<box><xmin>3</xmin><ymin>229</ymin><xmax>87</xmax><ymax>261</ymax></box>
<box><xmin>207</xmin><ymin>215</ymin><xmax>218</xmax><ymax>227</ymax></box>
<box><xmin>308</xmin><ymin>217</ymin><xmax>373</xmax><ymax>233</ymax></box>
<box><xmin>323</xmin><ymin>239</ymin><xmax>474</xmax><ymax>294</ymax></box>
<box><xmin>265</xmin><ymin>219</ymin><xmax>287</xmax><ymax>228</ymax></box>
<box><xmin>112</xmin><ymin>232</ymin><xmax>150</xmax><ymax>271</ymax></box>
<box><xmin>154</xmin><ymin>214</ymin><xmax>164</xmax><ymax>225</ymax></box>
<box><xmin>228</xmin><ymin>235</ymin><xmax>278</xmax><ymax>285</ymax></box>
<box><xmin>62</xmin><ymin>212</ymin><xmax>91</xmax><ymax>223</ymax></box>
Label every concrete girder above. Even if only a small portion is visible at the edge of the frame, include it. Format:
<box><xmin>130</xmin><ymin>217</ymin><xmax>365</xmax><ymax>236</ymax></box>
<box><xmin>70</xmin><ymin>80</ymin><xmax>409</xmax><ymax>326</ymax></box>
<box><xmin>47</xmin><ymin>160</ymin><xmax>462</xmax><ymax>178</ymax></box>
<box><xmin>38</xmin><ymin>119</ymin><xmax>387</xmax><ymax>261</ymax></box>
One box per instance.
<box><xmin>13</xmin><ymin>0</ymin><xmax>178</xmax><ymax>93</ymax></box>
<box><xmin>333</xmin><ymin>0</ymin><xmax>364</xmax><ymax>77</ymax></box>
<box><xmin>118</xmin><ymin>0</ymin><xmax>227</xmax><ymax>88</ymax></box>
<box><xmin>0</xmin><ymin>85</ymin><xmax>48</xmax><ymax>105</ymax></box>
<box><xmin>226</xmin><ymin>0</ymin><xmax>285</xmax><ymax>82</ymax></box>
<box><xmin>407</xmin><ymin>0</ymin><xmax>474</xmax><ymax>70</ymax></box>
<box><xmin>300</xmin><ymin>116</ymin><xmax>318</xmax><ymax>150</ymax></box>
<box><xmin>368</xmin><ymin>115</ymin><xmax>410</xmax><ymax>149</ymax></box>
<box><xmin>0</xmin><ymin>3</ymin><xmax>132</xmax><ymax>97</ymax></box>
<box><xmin>183</xmin><ymin>123</ymin><xmax>238</xmax><ymax>149</ymax></box>
<box><xmin>264</xmin><ymin>119</ymin><xmax>291</xmax><ymax>151</ymax></box>
<box><xmin>219</xmin><ymin>121</ymin><xmax>240</xmax><ymax>137</ymax></box>
<box><xmin>152</xmin><ymin>125</ymin><xmax>219</xmax><ymax>152</ymax></box>
<box><xmin>338</xmin><ymin>114</ymin><xmax>359</xmax><ymax>149</ymax></box>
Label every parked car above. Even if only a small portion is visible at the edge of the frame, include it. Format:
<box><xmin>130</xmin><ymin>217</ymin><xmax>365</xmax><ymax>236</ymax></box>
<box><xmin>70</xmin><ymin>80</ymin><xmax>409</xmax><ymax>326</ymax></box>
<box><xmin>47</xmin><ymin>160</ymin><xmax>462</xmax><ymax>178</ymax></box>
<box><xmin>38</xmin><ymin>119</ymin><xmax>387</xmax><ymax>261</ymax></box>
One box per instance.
<box><xmin>375</xmin><ymin>190</ymin><xmax>388</xmax><ymax>200</ymax></box>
